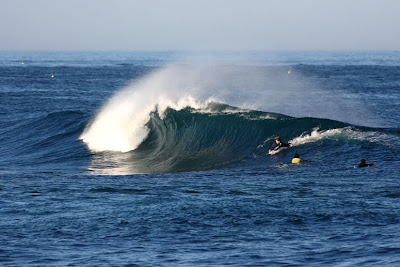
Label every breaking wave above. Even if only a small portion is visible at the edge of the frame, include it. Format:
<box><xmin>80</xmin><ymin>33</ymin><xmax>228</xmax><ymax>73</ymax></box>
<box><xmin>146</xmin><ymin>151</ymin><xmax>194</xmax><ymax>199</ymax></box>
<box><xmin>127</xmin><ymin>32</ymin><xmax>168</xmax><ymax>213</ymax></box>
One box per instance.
<box><xmin>77</xmin><ymin>64</ymin><xmax>399</xmax><ymax>174</ymax></box>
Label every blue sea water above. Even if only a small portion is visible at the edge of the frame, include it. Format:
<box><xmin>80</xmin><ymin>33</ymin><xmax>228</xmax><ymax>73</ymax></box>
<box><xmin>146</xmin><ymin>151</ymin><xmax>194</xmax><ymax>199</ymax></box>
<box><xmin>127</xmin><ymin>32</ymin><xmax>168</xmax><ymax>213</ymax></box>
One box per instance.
<box><xmin>1</xmin><ymin>51</ymin><xmax>400</xmax><ymax>266</ymax></box>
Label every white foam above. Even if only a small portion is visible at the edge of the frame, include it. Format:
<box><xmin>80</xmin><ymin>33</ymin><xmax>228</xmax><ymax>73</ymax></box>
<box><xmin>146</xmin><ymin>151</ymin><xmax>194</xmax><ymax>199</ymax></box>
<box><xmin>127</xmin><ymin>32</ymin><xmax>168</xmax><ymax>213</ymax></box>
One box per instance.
<box><xmin>289</xmin><ymin>128</ymin><xmax>348</xmax><ymax>146</ymax></box>
<box><xmin>289</xmin><ymin>127</ymin><xmax>398</xmax><ymax>147</ymax></box>
<box><xmin>80</xmin><ymin>65</ymin><xmax>222</xmax><ymax>152</ymax></box>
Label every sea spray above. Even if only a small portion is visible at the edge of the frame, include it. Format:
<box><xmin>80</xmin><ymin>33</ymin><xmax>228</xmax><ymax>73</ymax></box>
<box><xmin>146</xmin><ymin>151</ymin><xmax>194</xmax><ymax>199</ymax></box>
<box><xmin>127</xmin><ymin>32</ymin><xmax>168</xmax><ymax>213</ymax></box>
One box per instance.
<box><xmin>79</xmin><ymin>65</ymin><xmax>220</xmax><ymax>152</ymax></box>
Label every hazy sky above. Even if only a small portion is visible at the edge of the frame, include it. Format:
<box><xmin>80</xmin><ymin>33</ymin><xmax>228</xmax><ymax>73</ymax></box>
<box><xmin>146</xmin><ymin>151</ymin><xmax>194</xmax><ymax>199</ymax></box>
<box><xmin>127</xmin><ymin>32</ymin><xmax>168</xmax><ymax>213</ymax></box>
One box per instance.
<box><xmin>1</xmin><ymin>0</ymin><xmax>399</xmax><ymax>51</ymax></box>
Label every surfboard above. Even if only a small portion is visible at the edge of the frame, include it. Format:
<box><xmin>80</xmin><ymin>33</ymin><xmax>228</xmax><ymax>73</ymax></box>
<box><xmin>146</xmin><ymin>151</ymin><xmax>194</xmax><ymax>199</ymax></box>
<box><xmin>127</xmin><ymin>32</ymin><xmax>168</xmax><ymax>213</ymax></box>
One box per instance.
<box><xmin>268</xmin><ymin>147</ymin><xmax>287</xmax><ymax>155</ymax></box>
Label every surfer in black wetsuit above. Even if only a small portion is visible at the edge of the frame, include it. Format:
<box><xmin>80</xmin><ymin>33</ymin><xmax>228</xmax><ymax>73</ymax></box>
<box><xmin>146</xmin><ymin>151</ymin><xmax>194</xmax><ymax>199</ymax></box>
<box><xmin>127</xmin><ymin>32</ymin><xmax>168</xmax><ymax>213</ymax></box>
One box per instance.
<box><xmin>269</xmin><ymin>137</ymin><xmax>290</xmax><ymax>152</ymax></box>
<box><xmin>358</xmin><ymin>158</ymin><xmax>375</xmax><ymax>168</ymax></box>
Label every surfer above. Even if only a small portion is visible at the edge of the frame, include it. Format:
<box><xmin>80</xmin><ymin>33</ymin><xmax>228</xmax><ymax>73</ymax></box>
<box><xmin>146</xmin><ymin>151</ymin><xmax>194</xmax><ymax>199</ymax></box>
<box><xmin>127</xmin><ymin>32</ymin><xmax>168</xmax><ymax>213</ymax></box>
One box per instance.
<box><xmin>291</xmin><ymin>153</ymin><xmax>303</xmax><ymax>164</ymax></box>
<box><xmin>269</xmin><ymin>137</ymin><xmax>290</xmax><ymax>153</ymax></box>
<box><xmin>357</xmin><ymin>158</ymin><xmax>375</xmax><ymax>168</ymax></box>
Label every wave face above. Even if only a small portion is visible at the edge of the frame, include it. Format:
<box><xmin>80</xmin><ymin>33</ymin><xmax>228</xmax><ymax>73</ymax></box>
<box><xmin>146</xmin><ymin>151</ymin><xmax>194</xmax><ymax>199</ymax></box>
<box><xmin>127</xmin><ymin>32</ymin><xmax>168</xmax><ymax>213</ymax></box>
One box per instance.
<box><xmin>138</xmin><ymin>105</ymin><xmax>356</xmax><ymax>172</ymax></box>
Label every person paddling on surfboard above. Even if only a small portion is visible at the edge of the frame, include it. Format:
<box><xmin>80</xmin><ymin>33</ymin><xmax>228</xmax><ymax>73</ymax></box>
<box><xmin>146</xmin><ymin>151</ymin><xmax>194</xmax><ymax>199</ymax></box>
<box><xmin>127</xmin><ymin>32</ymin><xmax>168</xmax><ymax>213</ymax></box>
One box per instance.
<box><xmin>357</xmin><ymin>158</ymin><xmax>375</xmax><ymax>168</ymax></box>
<box><xmin>269</xmin><ymin>137</ymin><xmax>290</xmax><ymax>152</ymax></box>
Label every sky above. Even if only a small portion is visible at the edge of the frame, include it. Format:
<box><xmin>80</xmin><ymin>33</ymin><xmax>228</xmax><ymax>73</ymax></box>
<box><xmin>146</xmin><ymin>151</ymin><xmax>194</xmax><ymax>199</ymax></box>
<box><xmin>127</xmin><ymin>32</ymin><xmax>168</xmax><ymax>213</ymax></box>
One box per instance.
<box><xmin>0</xmin><ymin>0</ymin><xmax>399</xmax><ymax>51</ymax></box>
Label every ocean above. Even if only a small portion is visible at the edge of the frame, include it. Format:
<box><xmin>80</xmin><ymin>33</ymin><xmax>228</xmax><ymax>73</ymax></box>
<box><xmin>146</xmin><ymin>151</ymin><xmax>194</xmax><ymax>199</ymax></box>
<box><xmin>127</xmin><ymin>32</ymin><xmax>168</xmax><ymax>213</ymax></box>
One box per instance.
<box><xmin>1</xmin><ymin>51</ymin><xmax>400</xmax><ymax>266</ymax></box>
